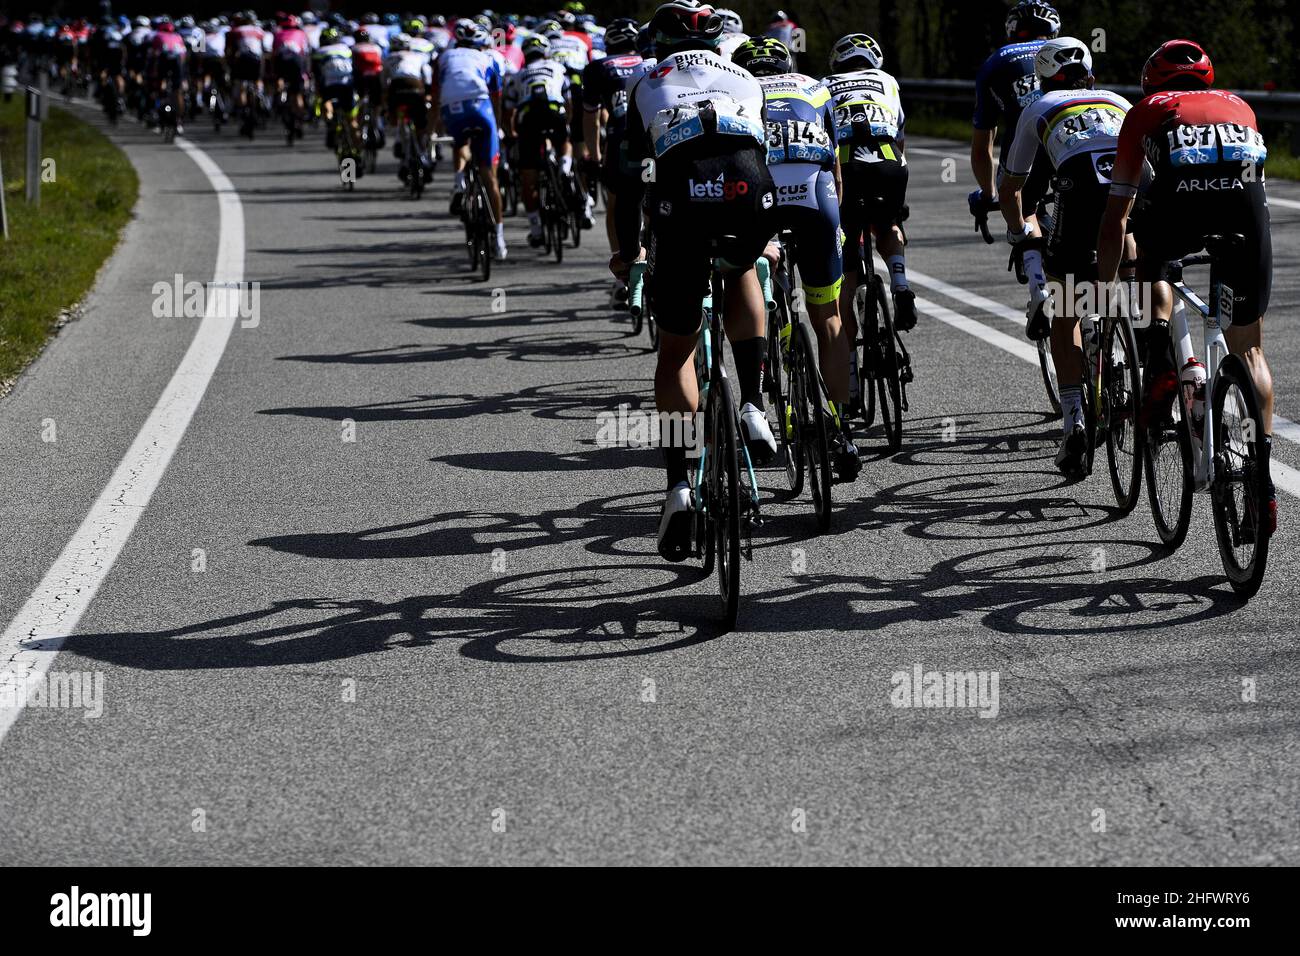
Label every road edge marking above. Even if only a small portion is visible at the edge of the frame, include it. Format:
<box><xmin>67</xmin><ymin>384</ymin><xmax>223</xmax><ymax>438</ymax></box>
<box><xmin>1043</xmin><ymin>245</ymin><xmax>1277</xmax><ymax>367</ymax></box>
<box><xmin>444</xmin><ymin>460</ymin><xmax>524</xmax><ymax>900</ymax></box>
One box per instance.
<box><xmin>0</xmin><ymin>137</ymin><xmax>244</xmax><ymax>745</ymax></box>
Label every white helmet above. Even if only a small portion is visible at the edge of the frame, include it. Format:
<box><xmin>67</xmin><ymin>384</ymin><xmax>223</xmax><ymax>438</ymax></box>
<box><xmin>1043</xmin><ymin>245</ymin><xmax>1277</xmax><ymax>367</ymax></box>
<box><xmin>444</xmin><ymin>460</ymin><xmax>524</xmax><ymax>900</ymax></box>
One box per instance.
<box><xmin>714</xmin><ymin>8</ymin><xmax>743</xmax><ymax>35</ymax></box>
<box><xmin>1035</xmin><ymin>36</ymin><xmax>1093</xmax><ymax>85</ymax></box>
<box><xmin>829</xmin><ymin>33</ymin><xmax>883</xmax><ymax>71</ymax></box>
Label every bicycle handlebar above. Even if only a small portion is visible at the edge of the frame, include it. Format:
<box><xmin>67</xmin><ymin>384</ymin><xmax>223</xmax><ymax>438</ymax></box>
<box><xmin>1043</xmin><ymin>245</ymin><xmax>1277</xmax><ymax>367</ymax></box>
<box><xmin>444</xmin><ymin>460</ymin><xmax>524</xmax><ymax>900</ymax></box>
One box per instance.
<box><xmin>969</xmin><ymin>194</ymin><xmax>998</xmax><ymax>245</ymax></box>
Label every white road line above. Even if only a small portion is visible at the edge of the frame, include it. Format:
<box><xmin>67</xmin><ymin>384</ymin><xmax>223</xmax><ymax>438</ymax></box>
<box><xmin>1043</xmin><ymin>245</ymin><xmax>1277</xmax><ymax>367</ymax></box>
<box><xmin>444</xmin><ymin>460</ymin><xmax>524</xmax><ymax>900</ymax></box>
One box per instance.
<box><xmin>0</xmin><ymin>138</ymin><xmax>243</xmax><ymax>745</ymax></box>
<box><xmin>908</xmin><ymin>276</ymin><xmax>1300</xmax><ymax>500</ymax></box>
<box><xmin>1269</xmin><ymin>196</ymin><xmax>1300</xmax><ymax>211</ymax></box>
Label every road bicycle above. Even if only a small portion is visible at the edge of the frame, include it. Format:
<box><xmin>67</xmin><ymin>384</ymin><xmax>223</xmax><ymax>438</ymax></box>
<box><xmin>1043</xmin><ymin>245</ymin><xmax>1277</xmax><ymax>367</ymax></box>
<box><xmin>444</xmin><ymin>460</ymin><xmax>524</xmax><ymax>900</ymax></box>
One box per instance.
<box><xmin>459</xmin><ymin>131</ymin><xmax>494</xmax><ymax>282</ymax></box>
<box><xmin>1143</xmin><ymin>234</ymin><xmax>1273</xmax><ymax>598</ymax></box>
<box><xmin>537</xmin><ymin>143</ymin><xmax>573</xmax><ymax>264</ymax></box>
<box><xmin>849</xmin><ymin>225</ymin><xmax>912</xmax><ymax>453</ymax></box>
<box><xmin>626</xmin><ymin>253</ymin><xmax>763</xmax><ymax>629</ymax></box>
<box><xmin>357</xmin><ymin>93</ymin><xmax>385</xmax><ymax>176</ymax></box>
<box><xmin>329</xmin><ymin>100</ymin><xmax>364</xmax><ymax>190</ymax></box>
<box><xmin>395</xmin><ymin>103</ymin><xmax>430</xmax><ymax>199</ymax></box>
<box><xmin>1079</xmin><ymin>273</ymin><xmax>1144</xmax><ymax>512</ymax></box>
<box><xmin>1006</xmin><ymin>192</ymin><xmax>1063</xmax><ymax>415</ymax></box>
<box><xmin>276</xmin><ymin>88</ymin><xmax>303</xmax><ymax>146</ymax></box>
<box><xmin>758</xmin><ymin>236</ymin><xmax>834</xmax><ymax>531</ymax></box>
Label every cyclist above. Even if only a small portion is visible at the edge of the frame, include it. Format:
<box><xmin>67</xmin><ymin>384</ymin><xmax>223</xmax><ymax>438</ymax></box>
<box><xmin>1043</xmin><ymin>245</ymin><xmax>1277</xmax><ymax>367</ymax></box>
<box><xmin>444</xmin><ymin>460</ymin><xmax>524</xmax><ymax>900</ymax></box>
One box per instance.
<box><xmin>385</xmin><ymin>32</ymin><xmax>434</xmax><ymax>182</ymax></box>
<box><xmin>226</xmin><ymin>11</ymin><xmax>266</xmax><ymax>127</ymax></box>
<box><xmin>352</xmin><ymin>26</ymin><xmax>386</xmax><ymax>125</ymax></box>
<box><xmin>312</xmin><ymin>25</ymin><xmax>356</xmax><ymax>147</ymax></box>
<box><xmin>1097</xmin><ymin>39</ymin><xmax>1275</xmax><ymax>526</ymax></box>
<box><xmin>823</xmin><ymin>33</ymin><xmax>913</xmax><ymax>417</ymax></box>
<box><xmin>548</xmin><ymin>15</ymin><xmax>596</xmax><ymax>227</ymax></box>
<box><xmin>582</xmin><ymin>16</ymin><xmax>652</xmax><ymax>293</ymax></box>
<box><xmin>999</xmin><ymin>38</ymin><xmax>1132</xmax><ymax>477</ymax></box>
<box><xmin>125</xmin><ymin>15</ymin><xmax>151</xmax><ymax>106</ymax></box>
<box><xmin>734</xmin><ymin>36</ymin><xmax>859</xmax><ymax>480</ymax></box>
<box><xmin>503</xmin><ymin>34</ymin><xmax>573</xmax><ymax>248</ymax></box>
<box><xmin>87</xmin><ymin>16</ymin><xmax>127</xmax><ymax>107</ymax></box>
<box><xmin>199</xmin><ymin>19</ymin><xmax>228</xmax><ymax>117</ymax></box>
<box><xmin>436</xmin><ymin>20</ymin><xmax>508</xmax><ymax>260</ymax></box>
<box><xmin>147</xmin><ymin>19</ymin><xmax>187</xmax><ymax>132</ymax></box>
<box><xmin>763</xmin><ymin>9</ymin><xmax>798</xmax><ymax>52</ymax></box>
<box><xmin>428</xmin><ymin>15</ymin><xmax>453</xmax><ymax>54</ymax></box>
<box><xmin>715</xmin><ymin>8</ymin><xmax>748</xmax><ymax>58</ymax></box>
<box><xmin>612</xmin><ymin>0</ymin><xmax>778</xmax><ymax>561</ymax></box>
<box><xmin>970</xmin><ymin>1</ymin><xmax>1061</xmax><ymax>339</ymax></box>
<box><xmin>271</xmin><ymin>14</ymin><xmax>310</xmax><ymax>138</ymax></box>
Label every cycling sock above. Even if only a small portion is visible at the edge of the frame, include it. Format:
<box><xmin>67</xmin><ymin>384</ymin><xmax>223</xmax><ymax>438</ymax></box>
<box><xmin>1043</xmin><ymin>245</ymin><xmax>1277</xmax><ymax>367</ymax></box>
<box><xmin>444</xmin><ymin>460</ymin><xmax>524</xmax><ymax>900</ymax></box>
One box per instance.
<box><xmin>453</xmin><ymin>171</ymin><xmax>466</xmax><ymax>192</ymax></box>
<box><xmin>732</xmin><ymin>336</ymin><xmax>767</xmax><ymax>410</ymax></box>
<box><xmin>561</xmin><ymin>155</ymin><xmax>573</xmax><ymax>175</ymax></box>
<box><xmin>1060</xmin><ymin>387</ymin><xmax>1084</xmax><ymax>435</ymax></box>
<box><xmin>887</xmin><ymin>255</ymin><xmax>909</xmax><ymax>292</ymax></box>
<box><xmin>663</xmin><ymin>446</ymin><xmax>688</xmax><ymax>490</ymax></box>
<box><xmin>1147</xmin><ymin>320</ymin><xmax>1173</xmax><ymax>379</ymax></box>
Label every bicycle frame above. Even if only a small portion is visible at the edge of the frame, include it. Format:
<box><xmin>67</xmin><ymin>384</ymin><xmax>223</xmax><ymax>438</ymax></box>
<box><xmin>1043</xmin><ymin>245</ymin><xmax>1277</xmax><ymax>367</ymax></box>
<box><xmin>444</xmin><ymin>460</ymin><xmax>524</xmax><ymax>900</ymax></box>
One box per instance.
<box><xmin>1167</xmin><ymin>265</ymin><xmax>1232</xmax><ymax>491</ymax></box>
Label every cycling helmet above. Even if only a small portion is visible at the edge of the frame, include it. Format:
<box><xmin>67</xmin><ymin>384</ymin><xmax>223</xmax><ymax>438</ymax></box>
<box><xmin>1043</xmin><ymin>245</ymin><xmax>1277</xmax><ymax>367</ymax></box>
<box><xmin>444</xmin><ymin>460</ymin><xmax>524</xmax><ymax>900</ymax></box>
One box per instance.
<box><xmin>390</xmin><ymin>33</ymin><xmax>408</xmax><ymax>52</ymax></box>
<box><xmin>562</xmin><ymin>1</ymin><xmax>585</xmax><ymax>12</ymax></box>
<box><xmin>320</xmin><ymin>26</ymin><xmax>341</xmax><ymax>45</ymax></box>
<box><xmin>1035</xmin><ymin>36</ymin><xmax>1093</xmax><ymax>86</ymax></box>
<box><xmin>522</xmin><ymin>33</ymin><xmax>550</xmax><ymax>59</ymax></box>
<box><xmin>733</xmin><ymin>36</ymin><xmax>792</xmax><ymax>76</ymax></box>
<box><xmin>829</xmin><ymin>33</ymin><xmax>883</xmax><ymax>71</ymax></box>
<box><xmin>769</xmin><ymin>9</ymin><xmax>790</xmax><ymax>22</ymax></box>
<box><xmin>650</xmin><ymin>1</ymin><xmax>725</xmax><ymax>53</ymax></box>
<box><xmin>354</xmin><ymin>26</ymin><xmax>372</xmax><ymax>43</ymax></box>
<box><xmin>281</xmin><ymin>14</ymin><xmax>301</xmax><ymax>30</ymax></box>
<box><xmin>155</xmin><ymin>18</ymin><xmax>175</xmax><ymax>33</ymax></box>
<box><xmin>604</xmin><ymin>17</ymin><xmax>639</xmax><ymax>53</ymax></box>
<box><xmin>538</xmin><ymin>18</ymin><xmax>563</xmax><ymax>39</ymax></box>
<box><xmin>362</xmin><ymin>13</ymin><xmax>379</xmax><ymax>25</ymax></box>
<box><xmin>430</xmin><ymin>15</ymin><xmax>447</xmax><ymax>28</ymax></box>
<box><xmin>454</xmin><ymin>20</ymin><xmax>488</xmax><ymax>47</ymax></box>
<box><xmin>714</xmin><ymin>8</ymin><xmax>743</xmax><ymax>34</ymax></box>
<box><xmin>177</xmin><ymin>16</ymin><xmax>196</xmax><ymax>30</ymax></box>
<box><xmin>383</xmin><ymin>13</ymin><xmax>400</xmax><ymax>26</ymax></box>
<box><xmin>473</xmin><ymin>14</ymin><xmax>494</xmax><ymax>32</ymax></box>
<box><xmin>1141</xmin><ymin>39</ymin><xmax>1214</xmax><ymax>95</ymax></box>
<box><xmin>1006</xmin><ymin>2</ymin><xmax>1060</xmax><ymax>40</ymax></box>
<box><xmin>405</xmin><ymin>18</ymin><xmax>426</xmax><ymax>35</ymax></box>
<box><xmin>301</xmin><ymin>12</ymin><xmax>318</xmax><ymax>25</ymax></box>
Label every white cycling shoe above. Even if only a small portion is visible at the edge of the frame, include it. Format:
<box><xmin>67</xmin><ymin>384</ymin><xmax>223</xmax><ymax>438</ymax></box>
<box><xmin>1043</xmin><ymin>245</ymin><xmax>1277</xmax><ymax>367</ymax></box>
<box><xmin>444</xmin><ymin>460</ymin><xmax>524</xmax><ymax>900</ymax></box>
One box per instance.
<box><xmin>493</xmin><ymin>226</ymin><xmax>507</xmax><ymax>261</ymax></box>
<box><xmin>657</xmin><ymin>481</ymin><xmax>693</xmax><ymax>562</ymax></box>
<box><xmin>739</xmin><ymin>403</ymin><xmax>777</xmax><ymax>466</ymax></box>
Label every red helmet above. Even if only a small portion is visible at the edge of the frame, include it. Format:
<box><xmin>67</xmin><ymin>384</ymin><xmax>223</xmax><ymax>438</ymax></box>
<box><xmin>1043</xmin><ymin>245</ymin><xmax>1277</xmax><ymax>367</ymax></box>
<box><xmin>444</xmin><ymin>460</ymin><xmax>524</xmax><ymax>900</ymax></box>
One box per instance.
<box><xmin>281</xmin><ymin>14</ymin><xmax>301</xmax><ymax>29</ymax></box>
<box><xmin>1141</xmin><ymin>39</ymin><xmax>1214</xmax><ymax>95</ymax></box>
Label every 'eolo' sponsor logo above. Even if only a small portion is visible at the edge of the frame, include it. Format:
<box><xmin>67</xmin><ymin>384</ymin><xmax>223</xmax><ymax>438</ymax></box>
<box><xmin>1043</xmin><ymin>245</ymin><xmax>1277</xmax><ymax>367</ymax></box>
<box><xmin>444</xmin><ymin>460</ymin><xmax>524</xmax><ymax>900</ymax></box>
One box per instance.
<box><xmin>688</xmin><ymin>173</ymin><xmax>750</xmax><ymax>201</ymax></box>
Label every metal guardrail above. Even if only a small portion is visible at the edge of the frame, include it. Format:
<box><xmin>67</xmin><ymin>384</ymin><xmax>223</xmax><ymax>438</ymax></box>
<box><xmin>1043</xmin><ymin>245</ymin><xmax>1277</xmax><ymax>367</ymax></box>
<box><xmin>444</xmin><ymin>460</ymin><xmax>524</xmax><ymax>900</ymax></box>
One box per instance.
<box><xmin>901</xmin><ymin>77</ymin><xmax>1300</xmax><ymax>149</ymax></box>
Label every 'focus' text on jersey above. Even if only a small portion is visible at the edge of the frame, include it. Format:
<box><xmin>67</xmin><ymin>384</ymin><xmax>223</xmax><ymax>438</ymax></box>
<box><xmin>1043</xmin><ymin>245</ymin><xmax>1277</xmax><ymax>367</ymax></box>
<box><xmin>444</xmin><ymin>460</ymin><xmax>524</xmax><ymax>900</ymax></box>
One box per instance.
<box><xmin>1004</xmin><ymin>87</ymin><xmax>1131</xmax><ymax>179</ymax></box>
<box><xmin>437</xmin><ymin>46</ymin><xmax>501</xmax><ymax>104</ymax></box>
<box><xmin>629</xmin><ymin>49</ymin><xmax>765</xmax><ymax>159</ymax></box>
<box><xmin>758</xmin><ymin>72</ymin><xmax>835</xmax><ymax>168</ymax></box>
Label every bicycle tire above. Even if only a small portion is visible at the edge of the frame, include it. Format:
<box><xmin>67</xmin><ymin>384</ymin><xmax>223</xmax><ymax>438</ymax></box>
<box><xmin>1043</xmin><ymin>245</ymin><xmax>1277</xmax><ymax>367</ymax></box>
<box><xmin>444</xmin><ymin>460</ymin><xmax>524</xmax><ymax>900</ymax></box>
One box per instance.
<box><xmin>711</xmin><ymin>375</ymin><xmax>742</xmax><ymax>630</ymax></box>
<box><xmin>1210</xmin><ymin>354</ymin><xmax>1271</xmax><ymax>598</ymax></box>
<box><xmin>1103</xmin><ymin>314</ymin><xmax>1144</xmax><ymax>513</ymax></box>
<box><xmin>477</xmin><ymin>192</ymin><xmax>492</xmax><ymax>283</ymax></box>
<box><xmin>875</xmin><ymin>278</ymin><xmax>904</xmax><ymax>452</ymax></box>
<box><xmin>1038</xmin><ymin>338</ymin><xmax>1062</xmax><ymax>415</ymax></box>
<box><xmin>794</xmin><ymin>319</ymin><xmax>833</xmax><ymax>531</ymax></box>
<box><xmin>768</xmin><ymin>290</ymin><xmax>803</xmax><ymax>500</ymax></box>
<box><xmin>1143</xmin><ymin>381</ymin><xmax>1194</xmax><ymax>549</ymax></box>
<box><xmin>855</xmin><ymin>281</ymin><xmax>877</xmax><ymax>430</ymax></box>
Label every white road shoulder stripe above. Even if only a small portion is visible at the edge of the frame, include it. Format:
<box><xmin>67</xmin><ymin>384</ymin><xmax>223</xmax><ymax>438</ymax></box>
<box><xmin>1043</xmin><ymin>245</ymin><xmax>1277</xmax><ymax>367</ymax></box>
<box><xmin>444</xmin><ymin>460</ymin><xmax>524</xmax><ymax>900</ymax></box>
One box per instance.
<box><xmin>0</xmin><ymin>138</ymin><xmax>243</xmax><ymax>744</ymax></box>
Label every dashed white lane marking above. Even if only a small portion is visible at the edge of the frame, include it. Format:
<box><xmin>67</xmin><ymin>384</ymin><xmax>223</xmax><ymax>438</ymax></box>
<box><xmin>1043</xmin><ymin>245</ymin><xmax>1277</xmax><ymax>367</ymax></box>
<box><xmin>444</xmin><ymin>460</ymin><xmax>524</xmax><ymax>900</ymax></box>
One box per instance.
<box><xmin>0</xmin><ymin>137</ymin><xmax>244</xmax><ymax>745</ymax></box>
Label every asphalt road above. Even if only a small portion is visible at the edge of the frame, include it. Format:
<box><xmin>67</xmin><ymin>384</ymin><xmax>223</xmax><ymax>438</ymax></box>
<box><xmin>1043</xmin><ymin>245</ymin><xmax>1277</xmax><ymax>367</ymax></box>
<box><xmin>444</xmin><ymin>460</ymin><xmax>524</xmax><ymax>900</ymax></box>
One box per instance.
<box><xmin>0</xmin><ymin>104</ymin><xmax>1297</xmax><ymax>865</ymax></box>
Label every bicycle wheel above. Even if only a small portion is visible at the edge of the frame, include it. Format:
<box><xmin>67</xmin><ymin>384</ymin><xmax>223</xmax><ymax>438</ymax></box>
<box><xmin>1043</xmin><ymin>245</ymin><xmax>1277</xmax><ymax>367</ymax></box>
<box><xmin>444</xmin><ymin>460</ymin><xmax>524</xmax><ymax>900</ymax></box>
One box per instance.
<box><xmin>854</xmin><ymin>281</ymin><xmax>877</xmax><ymax>429</ymax></box>
<box><xmin>1210</xmin><ymin>354</ymin><xmax>1271</xmax><ymax>598</ymax></box>
<box><xmin>1038</xmin><ymin>339</ymin><xmax>1062</xmax><ymax>415</ymax></box>
<box><xmin>874</xmin><ymin>278</ymin><xmax>904</xmax><ymax>452</ymax></box>
<box><xmin>793</xmin><ymin>319</ymin><xmax>833</xmax><ymax>531</ymax></box>
<box><xmin>466</xmin><ymin>185</ymin><xmax>480</xmax><ymax>270</ymax></box>
<box><xmin>1102</xmin><ymin>314</ymin><xmax>1144</xmax><ymax>513</ymax></box>
<box><xmin>767</xmin><ymin>293</ymin><xmax>803</xmax><ymax>500</ymax></box>
<box><xmin>476</xmin><ymin>194</ymin><xmax>492</xmax><ymax>283</ymax></box>
<box><xmin>1143</xmin><ymin>372</ymin><xmax>1194</xmax><ymax>549</ymax></box>
<box><xmin>551</xmin><ymin>210</ymin><xmax>563</xmax><ymax>264</ymax></box>
<box><xmin>710</xmin><ymin>375</ymin><xmax>742</xmax><ymax>630</ymax></box>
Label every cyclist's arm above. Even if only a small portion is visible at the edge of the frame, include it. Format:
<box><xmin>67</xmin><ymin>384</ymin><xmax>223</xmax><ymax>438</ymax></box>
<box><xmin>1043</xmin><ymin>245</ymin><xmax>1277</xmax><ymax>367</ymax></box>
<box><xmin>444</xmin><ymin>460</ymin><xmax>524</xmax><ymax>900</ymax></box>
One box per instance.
<box><xmin>1099</xmin><ymin>106</ymin><xmax>1148</xmax><ymax>284</ymax></box>
<box><xmin>614</xmin><ymin>93</ymin><xmax>647</xmax><ymax>263</ymax></box>
<box><xmin>1097</xmin><ymin>193</ymin><xmax>1134</xmax><ymax>285</ymax></box>
<box><xmin>971</xmin><ymin>128</ymin><xmax>996</xmax><ymax>197</ymax></box>
<box><xmin>582</xmin><ymin>106</ymin><xmax>601</xmax><ymax>164</ymax></box>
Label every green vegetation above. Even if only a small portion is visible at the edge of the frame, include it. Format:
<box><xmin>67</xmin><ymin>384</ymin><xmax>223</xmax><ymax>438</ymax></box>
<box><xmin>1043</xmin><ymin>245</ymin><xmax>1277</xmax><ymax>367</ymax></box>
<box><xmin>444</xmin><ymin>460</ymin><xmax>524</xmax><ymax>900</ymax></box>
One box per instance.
<box><xmin>0</xmin><ymin>98</ymin><xmax>138</xmax><ymax>388</ymax></box>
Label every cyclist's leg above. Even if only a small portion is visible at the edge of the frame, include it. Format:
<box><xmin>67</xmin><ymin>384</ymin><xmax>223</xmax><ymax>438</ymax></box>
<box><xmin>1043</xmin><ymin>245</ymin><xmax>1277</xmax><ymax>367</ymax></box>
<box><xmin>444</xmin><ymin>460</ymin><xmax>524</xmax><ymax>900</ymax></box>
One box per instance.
<box><xmin>837</xmin><ymin>164</ymin><xmax>867</xmax><ymax>350</ymax></box>
<box><xmin>867</xmin><ymin>160</ymin><xmax>913</xmax><ymax>328</ymax></box>
<box><xmin>1222</xmin><ymin>182</ymin><xmax>1274</xmax><ymax>433</ymax></box>
<box><xmin>1018</xmin><ymin>150</ymin><xmax>1051</xmax><ymax>317</ymax></box>
<box><xmin>794</xmin><ymin>171</ymin><xmax>849</xmax><ymax>406</ymax></box>
<box><xmin>516</xmin><ymin>113</ymin><xmax>543</xmax><ymax>241</ymax></box>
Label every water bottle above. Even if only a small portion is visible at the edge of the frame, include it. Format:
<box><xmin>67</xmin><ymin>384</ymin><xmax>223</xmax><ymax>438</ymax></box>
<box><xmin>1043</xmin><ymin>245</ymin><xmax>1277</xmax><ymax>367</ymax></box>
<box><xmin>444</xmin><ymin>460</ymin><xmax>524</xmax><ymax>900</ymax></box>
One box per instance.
<box><xmin>1180</xmin><ymin>358</ymin><xmax>1207</xmax><ymax>439</ymax></box>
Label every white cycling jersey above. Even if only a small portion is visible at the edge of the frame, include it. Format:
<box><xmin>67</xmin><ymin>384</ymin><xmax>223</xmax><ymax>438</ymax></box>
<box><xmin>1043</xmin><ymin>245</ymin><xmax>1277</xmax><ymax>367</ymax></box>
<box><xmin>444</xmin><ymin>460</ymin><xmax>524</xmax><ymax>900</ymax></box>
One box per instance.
<box><xmin>504</xmin><ymin>59</ymin><xmax>569</xmax><ymax>111</ymax></box>
<box><xmin>629</xmin><ymin>48</ymin><xmax>765</xmax><ymax>158</ymax></box>
<box><xmin>316</xmin><ymin>43</ymin><xmax>353</xmax><ymax>85</ymax></box>
<box><xmin>437</xmin><ymin>46</ymin><xmax>499</xmax><ymax>104</ymax></box>
<box><xmin>1003</xmin><ymin>87</ymin><xmax>1131</xmax><ymax>178</ymax></box>
<box><xmin>385</xmin><ymin>50</ymin><xmax>432</xmax><ymax>84</ymax></box>
<box><xmin>551</xmin><ymin>33</ymin><xmax>589</xmax><ymax>72</ymax></box>
<box><xmin>203</xmin><ymin>30</ymin><xmax>225</xmax><ymax>57</ymax></box>
<box><xmin>823</xmin><ymin>67</ymin><xmax>905</xmax><ymax>146</ymax></box>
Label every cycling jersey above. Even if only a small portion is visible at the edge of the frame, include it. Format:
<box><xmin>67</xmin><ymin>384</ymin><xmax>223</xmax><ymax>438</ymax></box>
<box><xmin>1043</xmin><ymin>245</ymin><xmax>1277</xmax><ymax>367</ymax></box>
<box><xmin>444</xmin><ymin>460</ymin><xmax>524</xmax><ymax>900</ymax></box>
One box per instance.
<box><xmin>824</xmin><ymin>67</ymin><xmax>905</xmax><ymax>161</ymax></box>
<box><xmin>228</xmin><ymin>24</ymin><xmax>264</xmax><ymax>59</ymax></box>
<box><xmin>314</xmin><ymin>43</ymin><xmax>353</xmax><ymax>87</ymax></box>
<box><xmin>150</xmin><ymin>31</ymin><xmax>186</xmax><ymax>60</ymax></box>
<box><xmin>352</xmin><ymin>41</ymin><xmax>384</xmax><ymax>77</ymax></box>
<box><xmin>203</xmin><ymin>30</ymin><xmax>225</xmax><ymax>58</ymax></box>
<box><xmin>1114</xmin><ymin>89</ymin><xmax>1271</xmax><ymax>322</ymax></box>
<box><xmin>581</xmin><ymin>52</ymin><xmax>651</xmax><ymax>147</ymax></box>
<box><xmin>973</xmin><ymin>40</ymin><xmax>1044</xmax><ymax>141</ymax></box>
<box><xmin>626</xmin><ymin>49</ymin><xmax>766</xmax><ymax>160</ymax></box>
<box><xmin>552</xmin><ymin>31</ymin><xmax>592</xmax><ymax>73</ymax></box>
<box><xmin>385</xmin><ymin>49</ymin><xmax>432</xmax><ymax>85</ymax></box>
<box><xmin>272</xmin><ymin>28</ymin><xmax>309</xmax><ymax>57</ymax></box>
<box><xmin>761</xmin><ymin>72</ymin><xmax>836</xmax><ymax>169</ymax></box>
<box><xmin>621</xmin><ymin>48</ymin><xmax>776</xmax><ymax>332</ymax></box>
<box><xmin>1004</xmin><ymin>88</ymin><xmax>1131</xmax><ymax>180</ymax></box>
<box><xmin>436</xmin><ymin>46</ymin><xmax>501</xmax><ymax>105</ymax></box>
<box><xmin>764</xmin><ymin>19</ymin><xmax>797</xmax><ymax>49</ymax></box>
<box><xmin>182</xmin><ymin>26</ymin><xmax>204</xmax><ymax>56</ymax></box>
<box><xmin>505</xmin><ymin>59</ymin><xmax>569</xmax><ymax>112</ymax></box>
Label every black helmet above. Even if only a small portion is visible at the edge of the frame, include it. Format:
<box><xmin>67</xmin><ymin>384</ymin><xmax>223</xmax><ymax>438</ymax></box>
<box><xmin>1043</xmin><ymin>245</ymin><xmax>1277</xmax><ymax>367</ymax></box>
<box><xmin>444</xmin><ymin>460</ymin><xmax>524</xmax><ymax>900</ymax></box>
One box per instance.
<box><xmin>1005</xmin><ymin>1</ymin><xmax>1060</xmax><ymax>40</ymax></box>
<box><xmin>732</xmin><ymin>36</ymin><xmax>793</xmax><ymax>76</ymax></box>
<box><xmin>604</xmin><ymin>16</ymin><xmax>639</xmax><ymax>53</ymax></box>
<box><xmin>650</xmin><ymin>0</ymin><xmax>724</xmax><ymax>55</ymax></box>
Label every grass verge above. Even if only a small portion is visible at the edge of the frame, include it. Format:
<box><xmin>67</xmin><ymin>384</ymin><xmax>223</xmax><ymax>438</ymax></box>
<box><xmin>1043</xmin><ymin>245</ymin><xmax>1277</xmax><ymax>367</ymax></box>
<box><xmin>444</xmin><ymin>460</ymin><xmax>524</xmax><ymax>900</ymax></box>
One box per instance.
<box><xmin>0</xmin><ymin>97</ymin><xmax>138</xmax><ymax>391</ymax></box>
